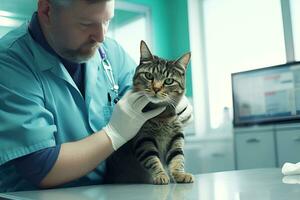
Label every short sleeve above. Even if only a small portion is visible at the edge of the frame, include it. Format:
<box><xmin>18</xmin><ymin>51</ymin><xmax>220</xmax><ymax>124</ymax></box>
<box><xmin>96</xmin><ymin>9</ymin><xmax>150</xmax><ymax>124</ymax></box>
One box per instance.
<box><xmin>0</xmin><ymin>50</ymin><xmax>57</xmax><ymax>165</ymax></box>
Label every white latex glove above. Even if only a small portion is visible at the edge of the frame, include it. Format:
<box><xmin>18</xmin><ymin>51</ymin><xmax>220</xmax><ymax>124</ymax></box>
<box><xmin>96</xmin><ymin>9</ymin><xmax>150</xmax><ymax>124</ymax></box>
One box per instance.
<box><xmin>103</xmin><ymin>90</ymin><xmax>166</xmax><ymax>150</ymax></box>
<box><xmin>176</xmin><ymin>95</ymin><xmax>193</xmax><ymax>126</ymax></box>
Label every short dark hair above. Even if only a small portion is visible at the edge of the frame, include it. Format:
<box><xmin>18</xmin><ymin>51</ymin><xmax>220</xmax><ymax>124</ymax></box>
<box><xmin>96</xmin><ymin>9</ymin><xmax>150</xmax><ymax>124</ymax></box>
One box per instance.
<box><xmin>49</xmin><ymin>0</ymin><xmax>111</xmax><ymax>7</ymax></box>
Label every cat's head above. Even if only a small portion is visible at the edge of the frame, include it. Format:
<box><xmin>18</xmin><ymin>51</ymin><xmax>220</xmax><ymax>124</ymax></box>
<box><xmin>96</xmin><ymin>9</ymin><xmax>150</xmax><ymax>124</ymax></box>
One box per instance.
<box><xmin>133</xmin><ymin>40</ymin><xmax>191</xmax><ymax>107</ymax></box>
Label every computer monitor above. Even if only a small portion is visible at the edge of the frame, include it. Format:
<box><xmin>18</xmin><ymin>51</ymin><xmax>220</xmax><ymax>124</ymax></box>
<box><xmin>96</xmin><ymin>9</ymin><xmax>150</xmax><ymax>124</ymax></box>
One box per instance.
<box><xmin>231</xmin><ymin>62</ymin><xmax>300</xmax><ymax>127</ymax></box>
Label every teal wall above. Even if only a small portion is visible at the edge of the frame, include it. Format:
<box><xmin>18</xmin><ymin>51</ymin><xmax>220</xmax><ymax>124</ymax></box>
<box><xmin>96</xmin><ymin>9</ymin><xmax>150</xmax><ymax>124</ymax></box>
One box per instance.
<box><xmin>168</xmin><ymin>0</ymin><xmax>192</xmax><ymax>97</ymax></box>
<box><xmin>0</xmin><ymin>0</ymin><xmax>36</xmax><ymax>17</ymax></box>
<box><xmin>112</xmin><ymin>9</ymin><xmax>144</xmax><ymax>28</ymax></box>
<box><xmin>0</xmin><ymin>0</ymin><xmax>36</xmax><ymax>36</ymax></box>
<box><xmin>118</xmin><ymin>0</ymin><xmax>172</xmax><ymax>59</ymax></box>
<box><xmin>118</xmin><ymin>0</ymin><xmax>193</xmax><ymax>96</ymax></box>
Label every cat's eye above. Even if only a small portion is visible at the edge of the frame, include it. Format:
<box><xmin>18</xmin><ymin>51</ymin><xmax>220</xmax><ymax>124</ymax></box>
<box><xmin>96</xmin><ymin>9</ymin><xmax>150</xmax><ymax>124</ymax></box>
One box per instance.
<box><xmin>164</xmin><ymin>78</ymin><xmax>174</xmax><ymax>85</ymax></box>
<box><xmin>144</xmin><ymin>72</ymin><xmax>154</xmax><ymax>80</ymax></box>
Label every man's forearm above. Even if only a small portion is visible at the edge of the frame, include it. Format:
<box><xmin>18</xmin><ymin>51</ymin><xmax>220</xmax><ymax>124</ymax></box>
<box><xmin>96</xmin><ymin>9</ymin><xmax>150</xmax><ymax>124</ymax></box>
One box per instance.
<box><xmin>39</xmin><ymin>130</ymin><xmax>114</xmax><ymax>188</ymax></box>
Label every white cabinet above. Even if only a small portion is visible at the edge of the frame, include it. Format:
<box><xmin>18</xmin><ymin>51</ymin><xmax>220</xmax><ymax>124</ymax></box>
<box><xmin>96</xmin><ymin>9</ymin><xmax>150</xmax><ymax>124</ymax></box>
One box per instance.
<box><xmin>234</xmin><ymin>123</ymin><xmax>300</xmax><ymax>169</ymax></box>
<box><xmin>184</xmin><ymin>138</ymin><xmax>235</xmax><ymax>174</ymax></box>
<box><xmin>188</xmin><ymin>124</ymin><xmax>300</xmax><ymax>171</ymax></box>
<box><xmin>234</xmin><ymin>130</ymin><xmax>277</xmax><ymax>169</ymax></box>
<box><xmin>276</xmin><ymin>126</ymin><xmax>300</xmax><ymax>167</ymax></box>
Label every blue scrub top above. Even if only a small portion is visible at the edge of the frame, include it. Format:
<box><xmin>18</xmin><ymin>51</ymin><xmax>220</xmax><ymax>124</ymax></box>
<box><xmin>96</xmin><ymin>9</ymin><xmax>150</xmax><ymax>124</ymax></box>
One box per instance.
<box><xmin>0</xmin><ymin>22</ymin><xmax>136</xmax><ymax>192</ymax></box>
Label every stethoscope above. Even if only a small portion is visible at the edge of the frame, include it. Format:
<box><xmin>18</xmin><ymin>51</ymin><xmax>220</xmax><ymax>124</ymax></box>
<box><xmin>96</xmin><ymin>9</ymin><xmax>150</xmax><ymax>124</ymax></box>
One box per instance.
<box><xmin>99</xmin><ymin>46</ymin><xmax>120</xmax><ymax>104</ymax></box>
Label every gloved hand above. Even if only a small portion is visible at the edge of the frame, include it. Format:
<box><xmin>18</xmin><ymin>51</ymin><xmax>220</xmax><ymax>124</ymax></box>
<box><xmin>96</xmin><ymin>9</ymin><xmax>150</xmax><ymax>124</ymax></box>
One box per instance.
<box><xmin>103</xmin><ymin>90</ymin><xmax>166</xmax><ymax>150</ymax></box>
<box><xmin>176</xmin><ymin>95</ymin><xmax>193</xmax><ymax>126</ymax></box>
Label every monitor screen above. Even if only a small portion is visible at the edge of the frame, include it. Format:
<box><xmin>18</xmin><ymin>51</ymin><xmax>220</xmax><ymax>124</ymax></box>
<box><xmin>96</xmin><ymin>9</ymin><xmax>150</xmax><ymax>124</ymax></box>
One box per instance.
<box><xmin>231</xmin><ymin>62</ymin><xmax>300</xmax><ymax>126</ymax></box>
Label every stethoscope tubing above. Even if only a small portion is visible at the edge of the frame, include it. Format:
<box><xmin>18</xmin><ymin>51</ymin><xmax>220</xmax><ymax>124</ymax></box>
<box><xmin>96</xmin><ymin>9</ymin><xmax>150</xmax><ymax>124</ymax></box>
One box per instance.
<box><xmin>99</xmin><ymin>47</ymin><xmax>119</xmax><ymax>97</ymax></box>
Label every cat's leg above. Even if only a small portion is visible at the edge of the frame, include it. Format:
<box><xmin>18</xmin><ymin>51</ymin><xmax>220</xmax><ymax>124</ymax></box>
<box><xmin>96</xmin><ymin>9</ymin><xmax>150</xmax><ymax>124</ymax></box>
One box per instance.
<box><xmin>166</xmin><ymin>133</ymin><xmax>194</xmax><ymax>183</ymax></box>
<box><xmin>134</xmin><ymin>137</ymin><xmax>169</xmax><ymax>184</ymax></box>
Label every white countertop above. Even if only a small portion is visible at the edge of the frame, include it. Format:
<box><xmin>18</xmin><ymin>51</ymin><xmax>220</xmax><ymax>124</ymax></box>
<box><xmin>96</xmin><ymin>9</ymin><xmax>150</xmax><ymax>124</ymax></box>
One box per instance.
<box><xmin>1</xmin><ymin>168</ymin><xmax>299</xmax><ymax>200</ymax></box>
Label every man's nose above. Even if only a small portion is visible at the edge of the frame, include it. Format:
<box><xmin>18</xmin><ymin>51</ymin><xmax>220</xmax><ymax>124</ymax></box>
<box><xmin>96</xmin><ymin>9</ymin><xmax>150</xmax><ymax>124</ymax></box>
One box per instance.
<box><xmin>91</xmin><ymin>26</ymin><xmax>106</xmax><ymax>43</ymax></box>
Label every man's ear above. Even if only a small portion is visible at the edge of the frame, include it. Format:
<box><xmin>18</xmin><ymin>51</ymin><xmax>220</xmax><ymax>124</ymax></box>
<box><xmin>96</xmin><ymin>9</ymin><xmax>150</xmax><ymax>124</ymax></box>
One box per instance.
<box><xmin>37</xmin><ymin>0</ymin><xmax>52</xmax><ymax>26</ymax></box>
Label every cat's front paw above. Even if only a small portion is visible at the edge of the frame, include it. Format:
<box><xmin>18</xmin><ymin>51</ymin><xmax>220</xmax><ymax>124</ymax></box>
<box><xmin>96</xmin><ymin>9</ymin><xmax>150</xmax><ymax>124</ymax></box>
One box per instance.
<box><xmin>153</xmin><ymin>173</ymin><xmax>170</xmax><ymax>185</ymax></box>
<box><xmin>172</xmin><ymin>172</ymin><xmax>194</xmax><ymax>183</ymax></box>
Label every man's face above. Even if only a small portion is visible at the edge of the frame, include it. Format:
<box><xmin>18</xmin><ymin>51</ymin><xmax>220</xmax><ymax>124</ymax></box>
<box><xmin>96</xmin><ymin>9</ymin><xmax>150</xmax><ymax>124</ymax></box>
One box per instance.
<box><xmin>47</xmin><ymin>0</ymin><xmax>114</xmax><ymax>63</ymax></box>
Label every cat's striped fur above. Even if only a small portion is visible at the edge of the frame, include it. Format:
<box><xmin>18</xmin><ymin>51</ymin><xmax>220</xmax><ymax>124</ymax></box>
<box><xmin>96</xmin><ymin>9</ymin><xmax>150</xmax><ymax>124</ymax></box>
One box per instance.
<box><xmin>104</xmin><ymin>41</ymin><xmax>193</xmax><ymax>184</ymax></box>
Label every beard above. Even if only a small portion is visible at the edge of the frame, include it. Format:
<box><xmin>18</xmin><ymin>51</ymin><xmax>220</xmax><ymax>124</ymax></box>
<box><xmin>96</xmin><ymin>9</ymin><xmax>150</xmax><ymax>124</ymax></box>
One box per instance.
<box><xmin>46</xmin><ymin>26</ymin><xmax>101</xmax><ymax>63</ymax></box>
<box><xmin>58</xmin><ymin>41</ymin><xmax>100</xmax><ymax>63</ymax></box>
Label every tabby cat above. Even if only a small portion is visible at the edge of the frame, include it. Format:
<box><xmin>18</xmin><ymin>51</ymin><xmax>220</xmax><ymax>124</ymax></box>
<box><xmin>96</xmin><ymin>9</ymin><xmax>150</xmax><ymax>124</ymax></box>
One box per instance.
<box><xmin>104</xmin><ymin>40</ymin><xmax>194</xmax><ymax>184</ymax></box>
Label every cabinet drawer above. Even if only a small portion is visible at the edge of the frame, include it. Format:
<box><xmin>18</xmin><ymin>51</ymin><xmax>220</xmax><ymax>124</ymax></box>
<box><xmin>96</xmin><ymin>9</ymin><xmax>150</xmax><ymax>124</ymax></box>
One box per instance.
<box><xmin>235</xmin><ymin>131</ymin><xmax>276</xmax><ymax>169</ymax></box>
<box><xmin>276</xmin><ymin>129</ymin><xmax>300</xmax><ymax>166</ymax></box>
<box><xmin>185</xmin><ymin>140</ymin><xmax>235</xmax><ymax>174</ymax></box>
<box><xmin>200</xmin><ymin>141</ymin><xmax>235</xmax><ymax>173</ymax></box>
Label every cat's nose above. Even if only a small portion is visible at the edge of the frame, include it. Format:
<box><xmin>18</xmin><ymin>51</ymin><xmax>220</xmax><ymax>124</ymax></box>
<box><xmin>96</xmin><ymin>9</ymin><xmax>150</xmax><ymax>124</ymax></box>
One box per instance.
<box><xmin>153</xmin><ymin>87</ymin><xmax>161</xmax><ymax>93</ymax></box>
<box><xmin>152</xmin><ymin>82</ymin><xmax>163</xmax><ymax>94</ymax></box>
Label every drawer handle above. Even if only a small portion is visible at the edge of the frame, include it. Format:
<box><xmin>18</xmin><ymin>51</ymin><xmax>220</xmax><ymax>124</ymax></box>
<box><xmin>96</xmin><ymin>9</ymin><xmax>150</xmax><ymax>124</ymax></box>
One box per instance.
<box><xmin>211</xmin><ymin>153</ymin><xmax>225</xmax><ymax>157</ymax></box>
<box><xmin>293</xmin><ymin>137</ymin><xmax>300</xmax><ymax>142</ymax></box>
<box><xmin>246</xmin><ymin>138</ymin><xmax>260</xmax><ymax>143</ymax></box>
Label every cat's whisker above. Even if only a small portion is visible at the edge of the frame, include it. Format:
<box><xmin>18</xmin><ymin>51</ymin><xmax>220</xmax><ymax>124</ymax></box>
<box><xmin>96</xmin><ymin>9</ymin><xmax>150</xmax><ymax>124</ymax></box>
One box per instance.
<box><xmin>160</xmin><ymin>92</ymin><xmax>168</xmax><ymax>97</ymax></box>
<box><xmin>169</xmin><ymin>96</ymin><xmax>178</xmax><ymax>103</ymax></box>
<box><xmin>166</xmin><ymin>96</ymin><xmax>178</xmax><ymax>108</ymax></box>
<box><xmin>166</xmin><ymin>98</ymin><xmax>176</xmax><ymax>110</ymax></box>
<box><xmin>167</xmin><ymin>97</ymin><xmax>176</xmax><ymax>104</ymax></box>
<box><xmin>169</xmin><ymin>103</ymin><xmax>176</xmax><ymax>110</ymax></box>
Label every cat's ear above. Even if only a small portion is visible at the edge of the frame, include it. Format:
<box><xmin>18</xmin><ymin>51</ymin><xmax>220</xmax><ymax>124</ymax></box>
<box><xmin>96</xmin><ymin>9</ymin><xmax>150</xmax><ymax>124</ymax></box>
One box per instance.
<box><xmin>140</xmin><ymin>40</ymin><xmax>153</xmax><ymax>61</ymax></box>
<box><xmin>174</xmin><ymin>52</ymin><xmax>191</xmax><ymax>69</ymax></box>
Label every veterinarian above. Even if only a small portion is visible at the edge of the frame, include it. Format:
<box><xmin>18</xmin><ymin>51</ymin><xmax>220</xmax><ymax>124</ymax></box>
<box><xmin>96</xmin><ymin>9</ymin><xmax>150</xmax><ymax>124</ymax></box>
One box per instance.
<box><xmin>0</xmin><ymin>0</ymin><xmax>193</xmax><ymax>192</ymax></box>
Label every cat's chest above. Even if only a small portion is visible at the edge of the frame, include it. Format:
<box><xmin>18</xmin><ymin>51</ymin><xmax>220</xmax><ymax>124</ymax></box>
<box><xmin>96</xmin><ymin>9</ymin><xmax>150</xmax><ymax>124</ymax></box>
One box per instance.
<box><xmin>142</xmin><ymin>117</ymin><xmax>179</xmax><ymax>135</ymax></box>
<box><xmin>138</xmin><ymin>117</ymin><xmax>182</xmax><ymax>149</ymax></box>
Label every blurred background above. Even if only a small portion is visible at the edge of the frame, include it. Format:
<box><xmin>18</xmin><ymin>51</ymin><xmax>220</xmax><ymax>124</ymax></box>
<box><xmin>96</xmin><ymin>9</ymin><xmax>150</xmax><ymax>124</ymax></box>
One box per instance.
<box><xmin>1</xmin><ymin>0</ymin><xmax>300</xmax><ymax>176</ymax></box>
